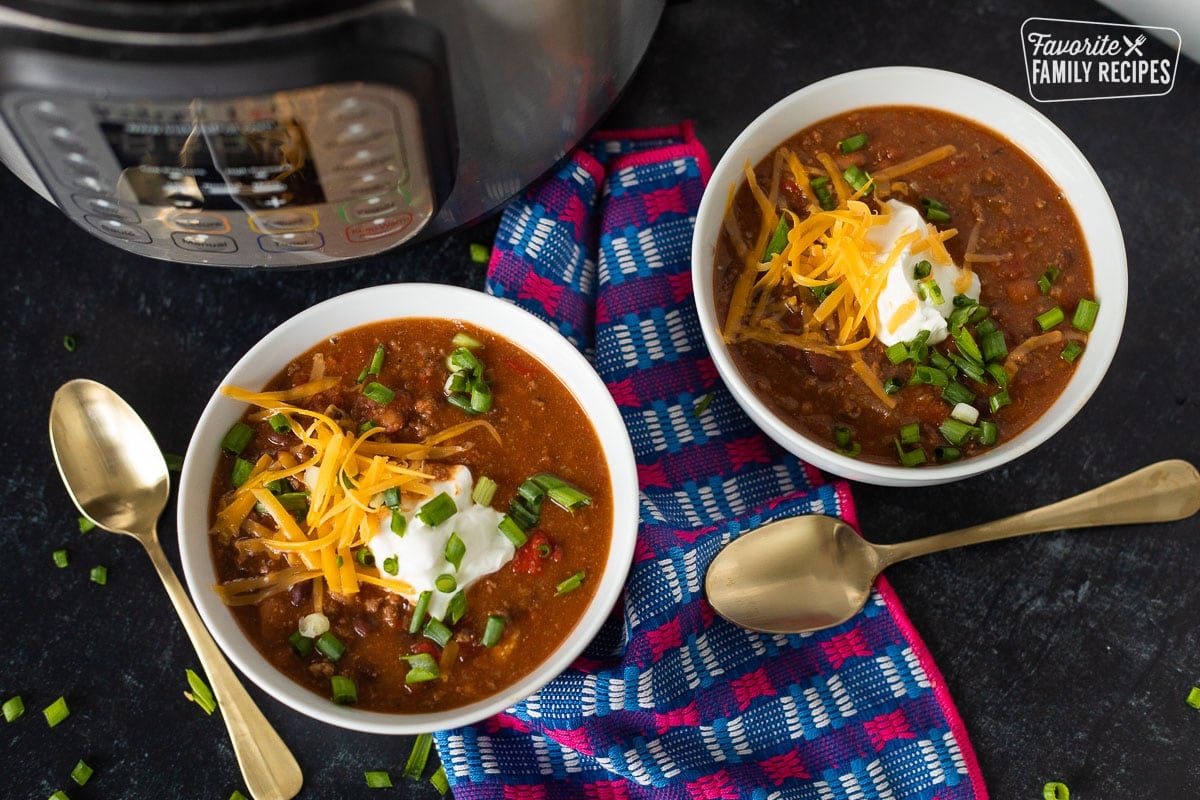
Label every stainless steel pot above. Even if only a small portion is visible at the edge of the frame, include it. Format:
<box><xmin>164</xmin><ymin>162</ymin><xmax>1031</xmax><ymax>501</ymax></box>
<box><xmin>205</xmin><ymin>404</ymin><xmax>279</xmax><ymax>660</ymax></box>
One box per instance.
<box><xmin>0</xmin><ymin>0</ymin><xmax>665</xmax><ymax>266</ymax></box>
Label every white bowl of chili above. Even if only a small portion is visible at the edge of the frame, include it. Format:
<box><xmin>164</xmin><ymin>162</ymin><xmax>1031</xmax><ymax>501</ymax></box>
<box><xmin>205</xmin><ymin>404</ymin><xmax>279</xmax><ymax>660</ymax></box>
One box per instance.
<box><xmin>693</xmin><ymin>66</ymin><xmax>1126</xmax><ymax>486</ymax></box>
<box><xmin>178</xmin><ymin>283</ymin><xmax>639</xmax><ymax>734</ymax></box>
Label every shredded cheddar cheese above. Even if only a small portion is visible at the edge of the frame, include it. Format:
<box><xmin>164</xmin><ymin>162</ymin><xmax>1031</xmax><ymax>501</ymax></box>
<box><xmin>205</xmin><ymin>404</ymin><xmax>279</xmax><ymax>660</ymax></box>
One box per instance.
<box><xmin>209</xmin><ymin>381</ymin><xmax>499</xmax><ymax>606</ymax></box>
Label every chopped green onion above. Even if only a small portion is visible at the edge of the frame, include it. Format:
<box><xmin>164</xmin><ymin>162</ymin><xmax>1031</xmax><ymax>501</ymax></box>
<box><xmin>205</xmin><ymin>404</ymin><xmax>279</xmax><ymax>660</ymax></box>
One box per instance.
<box><xmin>70</xmin><ymin>760</ymin><xmax>93</xmax><ymax>786</ymax></box>
<box><xmin>230</xmin><ymin>791</ymin><xmax>249</xmax><ymax>800</ymax></box>
<box><xmin>89</xmin><ymin>565</ymin><xmax>107</xmax><ymax>585</ymax></box>
<box><xmin>989</xmin><ymin>389</ymin><xmax>1012</xmax><ymax>413</ymax></box>
<box><xmin>367</xmin><ymin>343</ymin><xmax>386</xmax><ymax>376</ymax></box>
<box><xmin>921</xmin><ymin>196</ymin><xmax>950</xmax><ymax>223</ymax></box>
<box><xmin>941</xmin><ymin>381</ymin><xmax>976</xmax><ymax>407</ymax></box>
<box><xmin>842</xmin><ymin>164</ymin><xmax>872</xmax><ymax>193</ymax></box>
<box><xmin>78</xmin><ymin>516</ymin><xmax>95</xmax><ymax>534</ymax></box>
<box><xmin>810</xmin><ymin>176</ymin><xmax>836</xmax><ymax>210</ymax></box>
<box><xmin>453</xmin><ymin>332</ymin><xmax>484</xmax><ymax>349</ymax></box>
<box><xmin>555</xmin><ymin>571</ymin><xmax>586</xmax><ymax>596</ymax></box>
<box><xmin>882</xmin><ymin>377</ymin><xmax>903</xmax><ymax>395</ymax></box>
<box><xmin>909</xmin><ymin>365</ymin><xmax>949</xmax><ymax>387</ymax></box>
<box><xmin>1060</xmin><ymin>341</ymin><xmax>1084</xmax><ymax>363</ymax></box>
<box><xmin>363</xmin><ymin>381</ymin><xmax>395</xmax><ymax>405</ymax></box>
<box><xmin>1072</xmin><ymin>298</ymin><xmax>1099</xmax><ymax>332</ymax></box>
<box><xmin>469</xmin><ymin>243</ymin><xmax>491</xmax><ymax>264</ymax></box>
<box><xmin>884</xmin><ymin>342</ymin><xmax>908</xmax><ymax>365</ymax></box>
<box><xmin>381</xmin><ymin>487</ymin><xmax>401</xmax><ymax>508</ymax></box>
<box><xmin>978</xmin><ymin>420</ymin><xmax>999</xmax><ymax>446</ymax></box>
<box><xmin>444</xmin><ymin>533</ymin><xmax>466</xmax><ymax>571</ymax></box>
<box><xmin>447</xmin><ymin>590</ymin><xmax>468</xmax><ymax>624</ymax></box>
<box><xmin>974</xmin><ymin>318</ymin><xmax>997</xmax><ymax>337</ymax></box>
<box><xmin>531</xmin><ymin>473</ymin><xmax>592</xmax><ymax>511</ymax></box>
<box><xmin>950</xmin><ymin>402</ymin><xmax>980</xmax><ymax>425</ymax></box>
<box><xmin>1187</xmin><ymin>686</ymin><xmax>1200</xmax><ymax>709</ymax></box>
<box><xmin>498</xmin><ymin>515</ymin><xmax>528</xmax><ymax>547</ymax></box>
<box><xmin>287</xmin><ymin>630</ymin><xmax>314</xmax><ymax>658</ymax></box>
<box><xmin>185</xmin><ymin>668</ymin><xmax>217</xmax><ymax>715</ymax></box>
<box><xmin>409</xmin><ymin>591</ymin><xmax>432</xmax><ymax>634</ymax></box>
<box><xmin>980</xmin><ymin>330</ymin><xmax>1008</xmax><ymax>362</ymax></box>
<box><xmin>49</xmin><ymin>792</ymin><xmax>69</xmax><ymax>800</ymax></box>
<box><xmin>353</xmin><ymin>548</ymin><xmax>375</xmax><ymax>567</ymax></box>
<box><xmin>693</xmin><ymin>393</ymin><xmax>714</xmax><ymax>416</ymax></box>
<box><xmin>274</xmin><ymin>492</ymin><xmax>309</xmax><ymax>513</ymax></box>
<box><xmin>331</xmin><ymin>675</ymin><xmax>358</xmax><ymax>705</ymax></box>
<box><xmin>924</xmin><ymin>279</ymin><xmax>945</xmax><ymax>306</ymax></box>
<box><xmin>43</xmin><ymin>696</ymin><xmax>69</xmax><ymax>728</ymax></box>
<box><xmin>53</xmin><ymin>548</ymin><xmax>69</xmax><ymax>568</ymax></box>
<box><xmin>430</xmin><ymin>765</ymin><xmax>450</xmax><ymax>795</ymax></box>
<box><xmin>434</xmin><ymin>573</ymin><xmax>457</xmax><ymax>593</ymax></box>
<box><xmin>935</xmin><ymin>446</ymin><xmax>962</xmax><ymax>462</ymax></box>
<box><xmin>537</xmin><ymin>542</ymin><xmax>552</xmax><ymax>559</ymax></box>
<box><xmin>382</xmin><ymin>555</ymin><xmax>399</xmax><ymax>576</ymax></box>
<box><xmin>472</xmin><ymin>476</ymin><xmax>498</xmax><ymax>507</ymax></box>
<box><xmin>390</xmin><ymin>510</ymin><xmax>407</xmax><ymax>536</ymax></box>
<box><xmin>482</xmin><ymin>614</ymin><xmax>506</xmax><ymax>647</ymax></box>
<box><xmin>268</xmin><ymin>413</ymin><xmax>292</xmax><ymax>434</ymax></box>
<box><xmin>762</xmin><ymin>214</ymin><xmax>791</xmax><ymax>262</ymax></box>
<box><xmin>402</xmin><ymin>654</ymin><xmax>440</xmax><ymax>684</ymax></box>
<box><xmin>1036</xmin><ymin>306</ymin><xmax>1065</xmax><ymax>331</ymax></box>
<box><xmin>952</xmin><ymin>327</ymin><xmax>984</xmax><ymax>364</ymax></box>
<box><xmin>164</xmin><ymin>452</ymin><xmax>184</xmax><ymax>472</ymax></box>
<box><xmin>811</xmin><ymin>281</ymin><xmax>838</xmax><ymax>302</ymax></box>
<box><xmin>418</xmin><ymin>492</ymin><xmax>457</xmax><ymax>527</ymax></box>
<box><xmin>230</xmin><ymin>457</ymin><xmax>254</xmax><ymax>488</ymax></box>
<box><xmin>364</xmin><ymin>770</ymin><xmax>392</xmax><ymax>788</ymax></box>
<box><xmin>423</xmin><ymin>618</ymin><xmax>453</xmax><ymax>647</ymax></box>
<box><xmin>3</xmin><ymin>696</ymin><xmax>24</xmax><ymax>722</ymax></box>
<box><xmin>1043</xmin><ymin>782</ymin><xmax>1070</xmax><ymax>800</ymax></box>
<box><xmin>893</xmin><ymin>439</ymin><xmax>927</xmax><ymax>467</ymax></box>
<box><xmin>1038</xmin><ymin>265</ymin><xmax>1061</xmax><ymax>294</ymax></box>
<box><xmin>912</xmin><ymin>260</ymin><xmax>932</xmax><ymax>281</ymax></box>
<box><xmin>63</xmin><ymin>334</ymin><xmax>77</xmax><ymax>352</ymax></box>
<box><xmin>316</xmin><ymin>632</ymin><xmax>346</xmax><ymax>662</ymax></box>
<box><xmin>985</xmin><ymin>362</ymin><xmax>1010</xmax><ymax>388</ymax></box>
<box><xmin>221</xmin><ymin>422</ymin><xmax>255</xmax><ymax>455</ymax></box>
<box><xmin>404</xmin><ymin>732</ymin><xmax>435</xmax><ymax>778</ymax></box>
<box><xmin>833</xmin><ymin>426</ymin><xmax>854</xmax><ymax>450</ymax></box>
<box><xmin>469</xmin><ymin>380</ymin><xmax>493</xmax><ymax>414</ymax></box>
<box><xmin>899</xmin><ymin>423</ymin><xmax>921</xmax><ymax>445</ymax></box>
<box><xmin>939</xmin><ymin>418</ymin><xmax>978</xmax><ymax>446</ymax></box>
<box><xmin>838</xmin><ymin>132</ymin><xmax>868</xmax><ymax>154</ymax></box>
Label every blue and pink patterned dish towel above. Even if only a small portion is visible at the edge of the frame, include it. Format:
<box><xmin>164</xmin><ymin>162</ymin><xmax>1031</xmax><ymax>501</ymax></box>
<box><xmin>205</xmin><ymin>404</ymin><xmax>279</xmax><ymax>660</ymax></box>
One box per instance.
<box><xmin>433</xmin><ymin>123</ymin><xmax>988</xmax><ymax>800</ymax></box>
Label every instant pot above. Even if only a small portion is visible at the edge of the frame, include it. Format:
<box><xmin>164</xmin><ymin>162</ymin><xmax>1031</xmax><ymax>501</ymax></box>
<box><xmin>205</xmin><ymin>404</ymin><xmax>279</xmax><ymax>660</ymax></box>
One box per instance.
<box><xmin>0</xmin><ymin>0</ymin><xmax>665</xmax><ymax>266</ymax></box>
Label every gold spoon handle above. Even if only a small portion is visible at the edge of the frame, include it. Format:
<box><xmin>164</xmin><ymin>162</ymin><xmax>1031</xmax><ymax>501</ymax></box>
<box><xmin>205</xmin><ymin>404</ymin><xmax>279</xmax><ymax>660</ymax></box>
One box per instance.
<box><xmin>143</xmin><ymin>533</ymin><xmax>303</xmax><ymax>800</ymax></box>
<box><xmin>878</xmin><ymin>459</ymin><xmax>1200</xmax><ymax>568</ymax></box>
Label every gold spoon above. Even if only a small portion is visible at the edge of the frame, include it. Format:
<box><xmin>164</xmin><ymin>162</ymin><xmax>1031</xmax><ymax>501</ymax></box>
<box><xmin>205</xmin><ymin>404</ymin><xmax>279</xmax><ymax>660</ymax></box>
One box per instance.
<box><xmin>49</xmin><ymin>379</ymin><xmax>303</xmax><ymax>800</ymax></box>
<box><xmin>706</xmin><ymin>459</ymin><xmax>1200</xmax><ymax>634</ymax></box>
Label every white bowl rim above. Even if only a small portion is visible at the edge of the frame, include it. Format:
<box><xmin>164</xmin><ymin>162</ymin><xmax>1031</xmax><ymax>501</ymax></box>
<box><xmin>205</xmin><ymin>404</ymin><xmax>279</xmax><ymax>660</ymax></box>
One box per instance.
<box><xmin>692</xmin><ymin>66</ymin><xmax>1128</xmax><ymax>487</ymax></box>
<box><xmin>177</xmin><ymin>283</ymin><xmax>639</xmax><ymax>734</ymax></box>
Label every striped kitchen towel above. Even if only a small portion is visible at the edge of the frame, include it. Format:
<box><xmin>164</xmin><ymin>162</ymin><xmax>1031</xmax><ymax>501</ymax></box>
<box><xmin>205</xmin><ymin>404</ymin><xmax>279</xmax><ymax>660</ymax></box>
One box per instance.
<box><xmin>434</xmin><ymin>122</ymin><xmax>988</xmax><ymax>800</ymax></box>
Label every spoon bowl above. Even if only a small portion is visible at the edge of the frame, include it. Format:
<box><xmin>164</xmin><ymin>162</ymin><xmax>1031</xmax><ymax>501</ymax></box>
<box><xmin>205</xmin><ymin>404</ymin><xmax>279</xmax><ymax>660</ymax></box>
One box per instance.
<box><xmin>49</xmin><ymin>379</ymin><xmax>303</xmax><ymax>800</ymax></box>
<box><xmin>706</xmin><ymin>460</ymin><xmax>1200</xmax><ymax>633</ymax></box>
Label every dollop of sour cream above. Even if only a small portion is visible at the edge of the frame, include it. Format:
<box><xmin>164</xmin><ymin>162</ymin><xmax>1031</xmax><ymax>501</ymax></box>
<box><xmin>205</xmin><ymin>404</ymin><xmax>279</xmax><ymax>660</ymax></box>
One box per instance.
<box><xmin>366</xmin><ymin>466</ymin><xmax>510</xmax><ymax>620</ymax></box>
<box><xmin>869</xmin><ymin>199</ymin><xmax>981</xmax><ymax>347</ymax></box>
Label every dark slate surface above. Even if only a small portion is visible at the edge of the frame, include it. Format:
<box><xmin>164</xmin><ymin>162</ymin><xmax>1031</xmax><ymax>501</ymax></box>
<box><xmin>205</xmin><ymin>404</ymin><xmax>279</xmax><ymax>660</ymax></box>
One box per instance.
<box><xmin>3</xmin><ymin>1</ymin><xmax>1198</xmax><ymax>797</ymax></box>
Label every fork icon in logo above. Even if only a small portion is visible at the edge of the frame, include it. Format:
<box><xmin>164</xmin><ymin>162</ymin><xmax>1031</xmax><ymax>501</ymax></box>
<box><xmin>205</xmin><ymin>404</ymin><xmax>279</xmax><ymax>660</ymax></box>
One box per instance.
<box><xmin>1123</xmin><ymin>34</ymin><xmax>1147</xmax><ymax>56</ymax></box>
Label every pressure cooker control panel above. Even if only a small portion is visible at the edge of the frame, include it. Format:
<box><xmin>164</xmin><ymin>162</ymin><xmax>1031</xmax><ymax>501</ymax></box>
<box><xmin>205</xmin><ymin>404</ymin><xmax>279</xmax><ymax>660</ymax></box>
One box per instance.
<box><xmin>1</xmin><ymin>83</ymin><xmax>435</xmax><ymax>266</ymax></box>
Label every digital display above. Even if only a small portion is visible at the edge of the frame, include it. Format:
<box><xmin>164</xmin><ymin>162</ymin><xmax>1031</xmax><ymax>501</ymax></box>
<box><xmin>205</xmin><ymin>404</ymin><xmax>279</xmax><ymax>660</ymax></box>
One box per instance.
<box><xmin>101</xmin><ymin>117</ymin><xmax>325</xmax><ymax>211</ymax></box>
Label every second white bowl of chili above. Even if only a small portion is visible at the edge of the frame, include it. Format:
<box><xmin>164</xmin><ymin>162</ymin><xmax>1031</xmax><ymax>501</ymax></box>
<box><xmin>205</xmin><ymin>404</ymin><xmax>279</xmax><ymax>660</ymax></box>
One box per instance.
<box><xmin>178</xmin><ymin>283</ymin><xmax>639</xmax><ymax>733</ymax></box>
<box><xmin>693</xmin><ymin>66</ymin><xmax>1126</xmax><ymax>486</ymax></box>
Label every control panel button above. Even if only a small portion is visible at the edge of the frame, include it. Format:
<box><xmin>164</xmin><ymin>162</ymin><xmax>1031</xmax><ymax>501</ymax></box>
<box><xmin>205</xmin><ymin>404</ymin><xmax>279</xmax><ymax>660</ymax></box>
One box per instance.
<box><xmin>248</xmin><ymin>209</ymin><xmax>318</xmax><ymax>234</ymax></box>
<box><xmin>167</xmin><ymin>211</ymin><xmax>230</xmax><ymax>234</ymax></box>
<box><xmin>170</xmin><ymin>231</ymin><xmax>238</xmax><ymax>254</ymax></box>
<box><xmin>258</xmin><ymin>231</ymin><xmax>325</xmax><ymax>253</ymax></box>
<box><xmin>345</xmin><ymin>213</ymin><xmax>414</xmax><ymax>242</ymax></box>
<box><xmin>339</xmin><ymin>193</ymin><xmax>406</xmax><ymax>222</ymax></box>
<box><xmin>72</xmin><ymin>194</ymin><xmax>140</xmax><ymax>224</ymax></box>
<box><xmin>84</xmin><ymin>215</ymin><xmax>152</xmax><ymax>243</ymax></box>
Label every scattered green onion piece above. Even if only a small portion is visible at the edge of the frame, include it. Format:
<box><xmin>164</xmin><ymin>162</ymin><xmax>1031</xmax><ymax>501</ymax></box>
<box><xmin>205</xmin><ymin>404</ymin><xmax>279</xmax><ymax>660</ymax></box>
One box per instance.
<box><xmin>390</xmin><ymin>510</ymin><xmax>407</xmax><ymax>537</ymax></box>
<box><xmin>882</xmin><ymin>377</ymin><xmax>903</xmax><ymax>396</ymax></box>
<box><xmin>341</xmin><ymin>471</ymin><xmax>357</xmax><ymax>490</ymax></box>
<box><xmin>537</xmin><ymin>542</ymin><xmax>552</xmax><ymax>558</ymax></box>
<box><xmin>899</xmin><ymin>423</ymin><xmax>921</xmax><ymax>445</ymax></box>
<box><xmin>810</xmin><ymin>176</ymin><xmax>836</xmax><ymax>210</ymax></box>
<box><xmin>186</xmin><ymin>668</ymin><xmax>217</xmax><ymax>715</ymax></box>
<box><xmin>402</xmin><ymin>654</ymin><xmax>440</xmax><ymax>684</ymax></box>
<box><xmin>316</xmin><ymin>632</ymin><xmax>346</xmax><ymax>662</ymax></box>
<box><xmin>470</xmin><ymin>381</ymin><xmax>493</xmax><ymax>414</ymax></box>
<box><xmin>909</xmin><ymin>365</ymin><xmax>949</xmax><ymax>388</ymax></box>
<box><xmin>532</xmin><ymin>473</ymin><xmax>592</xmax><ymax>511</ymax></box>
<box><xmin>833</xmin><ymin>426</ymin><xmax>854</xmax><ymax>450</ymax></box>
<box><xmin>838</xmin><ymin>132</ymin><xmax>868</xmax><ymax>154</ymax></box>
<box><xmin>53</xmin><ymin>548</ymin><xmax>69</xmax><ymax>568</ymax></box>
<box><xmin>893</xmin><ymin>439</ymin><xmax>927</xmax><ymax>467</ymax></box>
<box><xmin>842</xmin><ymin>164</ymin><xmax>872</xmax><ymax>193</ymax></box>
<box><xmin>924</xmin><ymin>279</ymin><xmax>945</xmax><ymax>306</ymax></box>
<box><xmin>989</xmin><ymin>389</ymin><xmax>1012</xmax><ymax>413</ymax></box>
<box><xmin>430</xmin><ymin>765</ymin><xmax>450</xmax><ymax>795</ymax></box>
<box><xmin>555</xmin><ymin>571</ymin><xmax>586</xmax><ymax>596</ymax></box>
<box><xmin>985</xmin><ymin>362</ymin><xmax>1009</xmax><ymax>388</ymax></box>
<box><xmin>70</xmin><ymin>760</ymin><xmax>92</xmax><ymax>787</ymax></box>
<box><xmin>49</xmin><ymin>792</ymin><xmax>69</xmax><ymax>800</ymax></box>
<box><xmin>452</xmin><ymin>332</ymin><xmax>484</xmax><ymax>349</ymax></box>
<box><xmin>1036</xmin><ymin>306</ymin><xmax>1065</xmax><ymax>331</ymax></box>
<box><xmin>43</xmin><ymin>696</ymin><xmax>69</xmax><ymax>728</ymax></box>
<box><xmin>444</xmin><ymin>373</ymin><xmax>469</xmax><ymax>394</ymax></box>
<box><xmin>693</xmin><ymin>392</ymin><xmax>714</xmax><ymax>416</ymax></box>
<box><xmin>418</xmin><ymin>492</ymin><xmax>457</xmax><ymax>527</ymax></box>
<box><xmin>423</xmin><ymin>618</ymin><xmax>453</xmax><ymax>648</ymax></box>
<box><xmin>469</xmin><ymin>242</ymin><xmax>491</xmax><ymax>263</ymax></box>
<box><xmin>939</xmin><ymin>418</ymin><xmax>978</xmax><ymax>446</ymax></box>
<box><xmin>498</xmin><ymin>515</ymin><xmax>528</xmax><ymax>547</ymax></box>
<box><xmin>78</xmin><ymin>516</ymin><xmax>95</xmax><ymax>534</ymax></box>
<box><xmin>89</xmin><ymin>565</ymin><xmax>107</xmax><ymax>585</ymax></box>
<box><xmin>382</xmin><ymin>555</ymin><xmax>399</xmax><ymax>576</ymax></box>
<box><xmin>482</xmin><ymin>614</ymin><xmax>507</xmax><ymax>647</ymax></box>
<box><xmin>912</xmin><ymin>259</ymin><xmax>932</xmax><ymax>281</ymax></box>
<box><xmin>62</xmin><ymin>333</ymin><xmax>77</xmax><ymax>352</ymax></box>
<box><xmin>230</xmin><ymin>792</ymin><xmax>249</xmax><ymax>800</ymax></box>
<box><xmin>355</xmin><ymin>548</ymin><xmax>375</xmax><ymax>567</ymax></box>
<box><xmin>331</xmin><ymin>675</ymin><xmax>358</xmax><ymax>705</ymax></box>
<box><xmin>1060</xmin><ymin>341</ymin><xmax>1084</xmax><ymax>363</ymax></box>
<box><xmin>164</xmin><ymin>452</ymin><xmax>184</xmax><ymax>472</ymax></box>
<box><xmin>3</xmin><ymin>696</ymin><xmax>24</xmax><ymax>722</ymax></box>
<box><xmin>434</xmin><ymin>573</ymin><xmax>457</xmax><ymax>593</ymax></box>
<box><xmin>268</xmin><ymin>413</ymin><xmax>291</xmax><ymax>434</ymax></box>
<box><xmin>363</xmin><ymin>381</ymin><xmax>395</xmax><ymax>405</ymax></box>
<box><xmin>1038</xmin><ymin>265</ymin><xmax>1061</xmax><ymax>294</ymax></box>
<box><xmin>444</xmin><ymin>533</ymin><xmax>466</xmax><ymax>571</ymax></box>
<box><xmin>884</xmin><ymin>342</ymin><xmax>908</xmax><ymax>365</ymax></box>
<box><xmin>1043</xmin><ymin>782</ymin><xmax>1070</xmax><ymax>800</ymax></box>
<box><xmin>935</xmin><ymin>446</ymin><xmax>962</xmax><ymax>462</ymax></box>
<box><xmin>367</xmin><ymin>343</ymin><xmax>386</xmax><ymax>376</ymax></box>
<box><xmin>359</xmin><ymin>420</ymin><xmax>379</xmax><ymax>434</ymax></box>
<box><xmin>952</xmin><ymin>327</ymin><xmax>984</xmax><ymax>364</ymax></box>
<box><xmin>981</xmin><ymin>330</ymin><xmax>1008</xmax><ymax>362</ymax></box>
<box><xmin>275</xmin><ymin>492</ymin><xmax>309</xmax><ymax>513</ymax></box>
<box><xmin>404</xmin><ymin>732</ymin><xmax>435</xmax><ymax>778</ymax></box>
<box><xmin>230</xmin><ymin>457</ymin><xmax>254</xmax><ymax>488</ymax></box>
<box><xmin>950</xmin><ymin>402</ymin><xmax>979</xmax><ymax>425</ymax></box>
<box><xmin>472</xmin><ymin>476</ymin><xmax>498</xmax><ymax>507</ymax></box>
<box><xmin>287</xmin><ymin>630</ymin><xmax>314</xmax><ymax>658</ymax></box>
<box><xmin>220</xmin><ymin>422</ymin><xmax>255</xmax><ymax>455</ymax></box>
<box><xmin>974</xmin><ymin>318</ymin><xmax>997</xmax><ymax>337</ymax></box>
<box><xmin>941</xmin><ymin>381</ymin><xmax>976</xmax><ymax>407</ymax></box>
<box><xmin>978</xmin><ymin>420</ymin><xmax>999</xmax><ymax>446</ymax></box>
<box><xmin>811</xmin><ymin>281</ymin><xmax>838</xmax><ymax>302</ymax></box>
<box><xmin>1187</xmin><ymin>686</ymin><xmax>1200</xmax><ymax>709</ymax></box>
<box><xmin>409</xmin><ymin>591</ymin><xmax>432</xmax><ymax>634</ymax></box>
<box><xmin>921</xmin><ymin>196</ymin><xmax>950</xmax><ymax>222</ymax></box>
<box><xmin>382</xmin><ymin>487</ymin><xmax>401</xmax><ymax>508</ymax></box>
<box><xmin>762</xmin><ymin>214</ymin><xmax>791</xmax><ymax>262</ymax></box>
<box><xmin>929</xmin><ymin>352</ymin><xmax>952</xmax><ymax>371</ymax></box>
<box><xmin>447</xmin><ymin>347</ymin><xmax>484</xmax><ymax>375</ymax></box>
<box><xmin>447</xmin><ymin>590</ymin><xmax>468</xmax><ymax>625</ymax></box>
<box><xmin>1072</xmin><ymin>298</ymin><xmax>1099</xmax><ymax>332</ymax></box>
<box><xmin>364</xmin><ymin>770</ymin><xmax>392</xmax><ymax>788</ymax></box>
